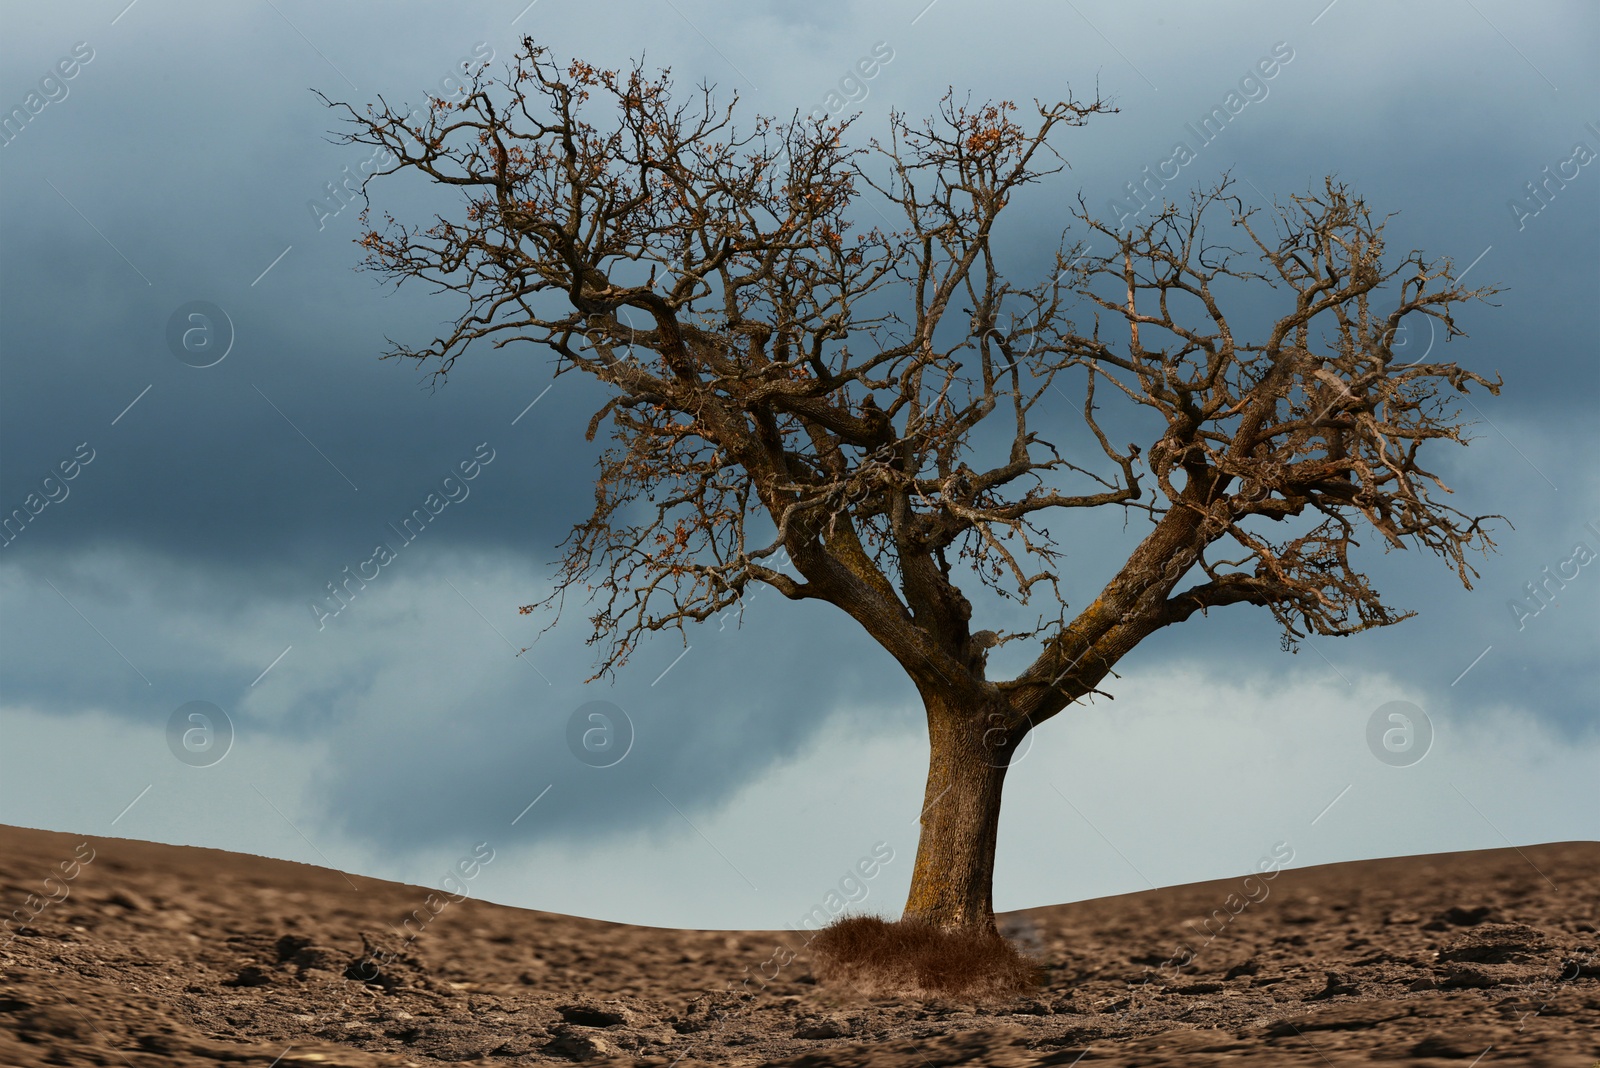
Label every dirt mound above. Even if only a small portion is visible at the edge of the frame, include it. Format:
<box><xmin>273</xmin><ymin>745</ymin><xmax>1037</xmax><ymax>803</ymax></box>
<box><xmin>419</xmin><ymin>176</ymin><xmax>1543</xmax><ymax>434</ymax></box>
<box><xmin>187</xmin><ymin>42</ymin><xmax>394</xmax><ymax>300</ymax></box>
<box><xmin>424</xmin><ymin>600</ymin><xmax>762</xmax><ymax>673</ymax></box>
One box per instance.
<box><xmin>1</xmin><ymin>824</ymin><xmax>1595</xmax><ymax>1065</ymax></box>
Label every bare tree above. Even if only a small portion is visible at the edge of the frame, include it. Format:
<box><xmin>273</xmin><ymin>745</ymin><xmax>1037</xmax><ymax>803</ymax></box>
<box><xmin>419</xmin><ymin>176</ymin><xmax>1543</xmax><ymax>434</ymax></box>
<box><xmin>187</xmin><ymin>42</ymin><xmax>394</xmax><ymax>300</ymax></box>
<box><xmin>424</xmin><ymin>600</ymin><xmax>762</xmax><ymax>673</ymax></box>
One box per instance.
<box><xmin>323</xmin><ymin>37</ymin><xmax>1502</xmax><ymax>935</ymax></box>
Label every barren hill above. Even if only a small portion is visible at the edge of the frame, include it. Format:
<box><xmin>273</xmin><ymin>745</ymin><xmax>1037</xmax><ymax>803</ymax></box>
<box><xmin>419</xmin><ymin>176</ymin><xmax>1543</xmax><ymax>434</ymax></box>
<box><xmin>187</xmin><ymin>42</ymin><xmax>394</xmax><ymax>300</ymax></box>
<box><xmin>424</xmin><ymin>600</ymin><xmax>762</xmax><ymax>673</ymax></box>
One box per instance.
<box><xmin>0</xmin><ymin>823</ymin><xmax>1594</xmax><ymax>1066</ymax></box>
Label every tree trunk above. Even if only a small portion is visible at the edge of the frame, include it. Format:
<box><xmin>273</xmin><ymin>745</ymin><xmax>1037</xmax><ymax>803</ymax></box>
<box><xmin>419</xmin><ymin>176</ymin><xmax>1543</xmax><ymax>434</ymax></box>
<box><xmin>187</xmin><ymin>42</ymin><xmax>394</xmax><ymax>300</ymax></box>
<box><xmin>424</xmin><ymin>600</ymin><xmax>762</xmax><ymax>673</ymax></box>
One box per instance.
<box><xmin>901</xmin><ymin>697</ymin><xmax>1019</xmax><ymax>934</ymax></box>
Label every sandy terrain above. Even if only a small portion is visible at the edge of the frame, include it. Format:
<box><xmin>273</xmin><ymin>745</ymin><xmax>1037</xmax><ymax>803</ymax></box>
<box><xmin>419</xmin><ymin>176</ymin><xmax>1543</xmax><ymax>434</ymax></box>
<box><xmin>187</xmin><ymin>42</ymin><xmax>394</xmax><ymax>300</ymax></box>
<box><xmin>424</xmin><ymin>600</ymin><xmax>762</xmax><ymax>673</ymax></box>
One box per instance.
<box><xmin>0</xmin><ymin>823</ymin><xmax>1594</xmax><ymax>1066</ymax></box>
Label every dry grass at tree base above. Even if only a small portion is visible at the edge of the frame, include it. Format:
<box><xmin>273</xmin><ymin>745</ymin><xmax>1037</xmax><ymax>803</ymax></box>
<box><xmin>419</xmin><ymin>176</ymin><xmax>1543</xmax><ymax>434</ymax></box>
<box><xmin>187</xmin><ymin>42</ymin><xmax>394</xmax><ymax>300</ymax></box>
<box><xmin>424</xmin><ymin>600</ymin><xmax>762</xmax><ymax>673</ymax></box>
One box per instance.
<box><xmin>808</xmin><ymin>915</ymin><xmax>1045</xmax><ymax>1001</ymax></box>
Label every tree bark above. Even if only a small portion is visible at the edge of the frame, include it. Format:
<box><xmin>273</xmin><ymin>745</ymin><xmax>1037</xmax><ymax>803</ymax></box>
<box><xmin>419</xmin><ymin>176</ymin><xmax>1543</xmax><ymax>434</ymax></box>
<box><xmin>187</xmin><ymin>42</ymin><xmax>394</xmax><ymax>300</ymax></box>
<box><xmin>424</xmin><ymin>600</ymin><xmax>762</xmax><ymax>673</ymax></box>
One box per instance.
<box><xmin>901</xmin><ymin>696</ymin><xmax>1020</xmax><ymax>934</ymax></box>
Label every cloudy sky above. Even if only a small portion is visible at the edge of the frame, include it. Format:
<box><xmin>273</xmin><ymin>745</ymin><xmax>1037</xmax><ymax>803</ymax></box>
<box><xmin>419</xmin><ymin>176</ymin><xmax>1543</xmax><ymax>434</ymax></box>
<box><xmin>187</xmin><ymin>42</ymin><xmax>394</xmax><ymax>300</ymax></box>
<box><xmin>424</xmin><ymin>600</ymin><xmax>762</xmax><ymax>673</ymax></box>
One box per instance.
<box><xmin>2</xmin><ymin>0</ymin><xmax>1595</xmax><ymax>932</ymax></box>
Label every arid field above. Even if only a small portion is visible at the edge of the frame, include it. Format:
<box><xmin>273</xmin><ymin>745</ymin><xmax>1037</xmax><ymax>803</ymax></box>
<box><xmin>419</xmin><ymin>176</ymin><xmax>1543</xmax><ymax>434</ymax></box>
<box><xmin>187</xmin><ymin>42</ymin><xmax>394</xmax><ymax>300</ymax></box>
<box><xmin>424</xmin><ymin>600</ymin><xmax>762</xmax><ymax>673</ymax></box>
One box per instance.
<box><xmin>0</xmin><ymin>824</ymin><xmax>1595</xmax><ymax>1066</ymax></box>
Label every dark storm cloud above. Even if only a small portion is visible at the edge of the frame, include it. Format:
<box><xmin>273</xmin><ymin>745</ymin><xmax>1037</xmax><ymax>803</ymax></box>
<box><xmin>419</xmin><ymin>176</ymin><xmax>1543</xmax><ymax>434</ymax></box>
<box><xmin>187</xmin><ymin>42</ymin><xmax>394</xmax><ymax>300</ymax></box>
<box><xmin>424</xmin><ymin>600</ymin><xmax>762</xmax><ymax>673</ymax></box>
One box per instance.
<box><xmin>310</xmin><ymin>592</ymin><xmax>915</xmax><ymax>852</ymax></box>
<box><xmin>2</xmin><ymin>0</ymin><xmax>1594</xmax><ymax>861</ymax></box>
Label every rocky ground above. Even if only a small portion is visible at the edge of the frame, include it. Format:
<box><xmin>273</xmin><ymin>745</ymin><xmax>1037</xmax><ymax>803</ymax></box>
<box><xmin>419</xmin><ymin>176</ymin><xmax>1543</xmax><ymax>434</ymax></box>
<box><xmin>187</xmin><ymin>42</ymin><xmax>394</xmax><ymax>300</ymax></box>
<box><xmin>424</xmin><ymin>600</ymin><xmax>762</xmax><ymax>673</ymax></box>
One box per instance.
<box><xmin>0</xmin><ymin>823</ymin><xmax>1595</xmax><ymax>1066</ymax></box>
